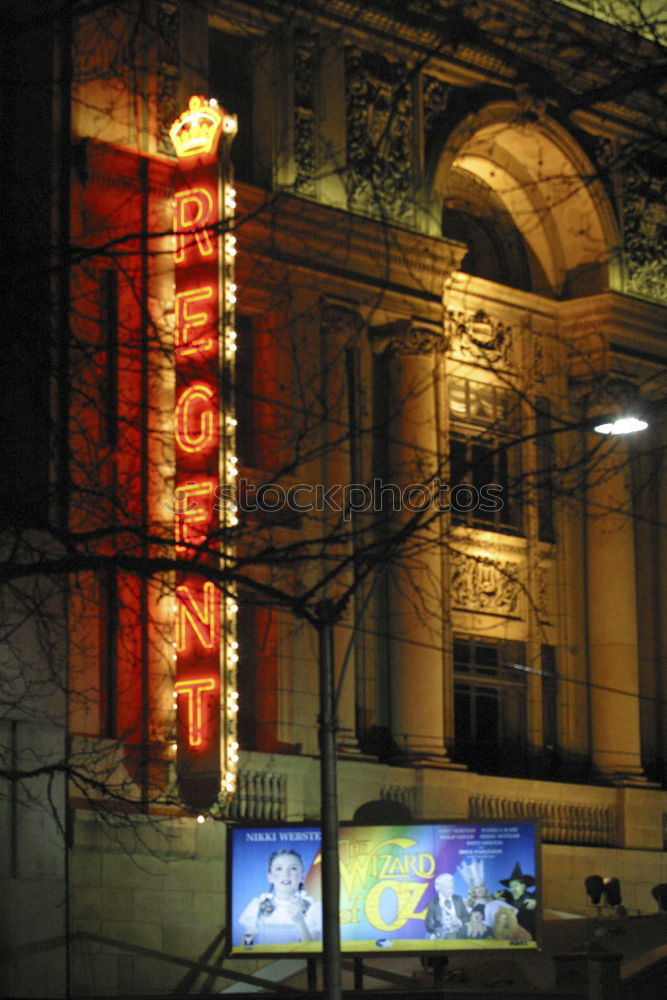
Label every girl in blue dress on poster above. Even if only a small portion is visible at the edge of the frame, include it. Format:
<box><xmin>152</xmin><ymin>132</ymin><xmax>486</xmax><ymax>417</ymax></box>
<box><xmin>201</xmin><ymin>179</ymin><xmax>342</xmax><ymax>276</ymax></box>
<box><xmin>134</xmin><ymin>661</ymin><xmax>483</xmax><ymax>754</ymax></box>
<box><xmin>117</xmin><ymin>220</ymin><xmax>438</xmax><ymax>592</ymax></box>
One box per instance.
<box><xmin>239</xmin><ymin>849</ymin><xmax>322</xmax><ymax>947</ymax></box>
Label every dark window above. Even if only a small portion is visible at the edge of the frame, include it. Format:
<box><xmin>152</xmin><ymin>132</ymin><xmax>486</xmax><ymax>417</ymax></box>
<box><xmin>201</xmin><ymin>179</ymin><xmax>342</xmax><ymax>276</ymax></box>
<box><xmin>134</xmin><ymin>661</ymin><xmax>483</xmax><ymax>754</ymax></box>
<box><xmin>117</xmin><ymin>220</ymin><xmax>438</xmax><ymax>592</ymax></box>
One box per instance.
<box><xmin>449</xmin><ymin>376</ymin><xmax>522</xmax><ymax>532</ymax></box>
<box><xmin>450</xmin><ymin>434</ymin><xmax>521</xmax><ymax>531</ymax></box>
<box><xmin>236</xmin><ymin>598</ymin><xmax>257</xmax><ymax>750</ymax></box>
<box><xmin>536</xmin><ymin>398</ymin><xmax>555</xmax><ymax>542</ymax></box>
<box><xmin>541</xmin><ymin>643</ymin><xmax>558</xmax><ymax>777</ymax></box>
<box><xmin>235</xmin><ymin>314</ymin><xmax>255</xmax><ymax>467</ymax></box>
<box><xmin>452</xmin><ymin>637</ymin><xmax>527</xmax><ymax>776</ymax></box>
<box><xmin>208</xmin><ymin>29</ymin><xmax>253</xmax><ymax>182</ymax></box>
<box><xmin>346</xmin><ymin>346</ymin><xmax>362</xmax><ymax>485</ymax></box>
<box><xmin>236</xmin><ymin>595</ymin><xmax>281</xmax><ymax>753</ymax></box>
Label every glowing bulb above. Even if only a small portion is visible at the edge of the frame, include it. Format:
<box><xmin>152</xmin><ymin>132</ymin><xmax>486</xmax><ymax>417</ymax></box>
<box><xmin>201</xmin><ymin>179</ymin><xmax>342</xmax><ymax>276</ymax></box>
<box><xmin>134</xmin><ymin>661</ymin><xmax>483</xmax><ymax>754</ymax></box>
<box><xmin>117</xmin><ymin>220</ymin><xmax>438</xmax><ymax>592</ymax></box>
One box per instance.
<box><xmin>594</xmin><ymin>416</ymin><xmax>648</xmax><ymax>435</ymax></box>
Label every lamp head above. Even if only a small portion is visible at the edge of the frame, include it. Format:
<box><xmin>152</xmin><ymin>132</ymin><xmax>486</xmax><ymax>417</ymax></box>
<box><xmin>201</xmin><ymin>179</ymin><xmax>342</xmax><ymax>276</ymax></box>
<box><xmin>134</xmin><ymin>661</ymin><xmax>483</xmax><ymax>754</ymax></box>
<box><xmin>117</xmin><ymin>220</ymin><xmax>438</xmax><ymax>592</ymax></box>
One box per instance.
<box><xmin>585</xmin><ymin>874</ymin><xmax>604</xmax><ymax>905</ymax></box>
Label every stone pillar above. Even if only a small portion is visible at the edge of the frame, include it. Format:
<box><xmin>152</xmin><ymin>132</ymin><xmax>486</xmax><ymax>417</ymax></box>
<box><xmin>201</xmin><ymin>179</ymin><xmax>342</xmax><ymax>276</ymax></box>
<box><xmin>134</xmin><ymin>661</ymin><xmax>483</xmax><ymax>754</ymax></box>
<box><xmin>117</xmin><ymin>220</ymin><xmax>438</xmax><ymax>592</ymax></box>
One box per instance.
<box><xmin>586</xmin><ymin>438</ymin><xmax>645</xmax><ymax>783</ymax></box>
<box><xmin>371</xmin><ymin>321</ymin><xmax>448</xmax><ymax>763</ymax></box>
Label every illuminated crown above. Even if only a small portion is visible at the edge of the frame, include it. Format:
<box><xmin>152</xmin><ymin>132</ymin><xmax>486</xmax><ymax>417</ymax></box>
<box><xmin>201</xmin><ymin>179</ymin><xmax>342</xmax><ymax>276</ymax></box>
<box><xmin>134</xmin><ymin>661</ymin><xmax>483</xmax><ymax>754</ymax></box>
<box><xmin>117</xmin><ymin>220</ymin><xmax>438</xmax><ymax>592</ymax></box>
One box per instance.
<box><xmin>169</xmin><ymin>95</ymin><xmax>237</xmax><ymax>163</ymax></box>
<box><xmin>457</xmin><ymin>858</ymin><xmax>485</xmax><ymax>887</ymax></box>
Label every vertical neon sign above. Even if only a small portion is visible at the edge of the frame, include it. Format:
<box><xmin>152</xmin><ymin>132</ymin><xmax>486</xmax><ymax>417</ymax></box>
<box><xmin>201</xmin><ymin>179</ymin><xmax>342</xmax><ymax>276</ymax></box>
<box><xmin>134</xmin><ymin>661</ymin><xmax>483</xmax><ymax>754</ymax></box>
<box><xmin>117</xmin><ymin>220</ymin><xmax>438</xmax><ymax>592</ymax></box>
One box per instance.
<box><xmin>170</xmin><ymin>96</ymin><xmax>238</xmax><ymax>807</ymax></box>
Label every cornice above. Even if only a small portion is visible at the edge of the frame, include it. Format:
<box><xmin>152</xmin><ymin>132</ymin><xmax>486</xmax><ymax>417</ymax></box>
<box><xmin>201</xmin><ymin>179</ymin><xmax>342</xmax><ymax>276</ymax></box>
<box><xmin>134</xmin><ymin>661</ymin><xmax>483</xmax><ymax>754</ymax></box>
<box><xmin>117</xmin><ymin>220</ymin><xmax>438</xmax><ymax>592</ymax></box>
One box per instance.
<box><xmin>236</xmin><ymin>184</ymin><xmax>467</xmax><ymax>300</ymax></box>
<box><xmin>210</xmin><ymin>0</ymin><xmax>665</xmax><ymax>138</ymax></box>
<box><xmin>558</xmin><ymin>292</ymin><xmax>667</xmax><ymax>359</ymax></box>
<box><xmin>446</xmin><ymin>271</ymin><xmax>559</xmax><ymax>324</ymax></box>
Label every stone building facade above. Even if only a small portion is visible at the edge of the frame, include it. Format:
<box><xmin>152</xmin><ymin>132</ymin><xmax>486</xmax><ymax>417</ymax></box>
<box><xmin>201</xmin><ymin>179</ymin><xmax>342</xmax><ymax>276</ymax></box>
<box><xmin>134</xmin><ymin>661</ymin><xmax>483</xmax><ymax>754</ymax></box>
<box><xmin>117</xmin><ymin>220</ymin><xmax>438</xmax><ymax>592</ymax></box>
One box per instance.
<box><xmin>2</xmin><ymin>1</ymin><xmax>667</xmax><ymax>996</ymax></box>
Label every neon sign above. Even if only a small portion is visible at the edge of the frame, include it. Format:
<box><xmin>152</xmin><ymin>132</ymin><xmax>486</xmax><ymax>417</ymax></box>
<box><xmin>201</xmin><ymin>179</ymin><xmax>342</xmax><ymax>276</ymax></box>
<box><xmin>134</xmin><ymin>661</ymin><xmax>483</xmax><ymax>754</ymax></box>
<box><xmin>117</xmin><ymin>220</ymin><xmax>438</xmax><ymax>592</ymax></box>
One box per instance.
<box><xmin>173</xmin><ymin>188</ymin><xmax>216</xmax><ymax>261</ymax></box>
<box><xmin>171</xmin><ymin>96</ymin><xmax>238</xmax><ymax>807</ymax></box>
<box><xmin>169</xmin><ymin>94</ymin><xmax>236</xmax><ymax>165</ymax></box>
<box><xmin>174</xmin><ymin>383</ymin><xmax>216</xmax><ymax>454</ymax></box>
<box><xmin>175</xmin><ymin>581</ymin><xmax>219</xmax><ymax>653</ymax></box>
<box><xmin>174</xmin><ymin>677</ymin><xmax>218</xmax><ymax>747</ymax></box>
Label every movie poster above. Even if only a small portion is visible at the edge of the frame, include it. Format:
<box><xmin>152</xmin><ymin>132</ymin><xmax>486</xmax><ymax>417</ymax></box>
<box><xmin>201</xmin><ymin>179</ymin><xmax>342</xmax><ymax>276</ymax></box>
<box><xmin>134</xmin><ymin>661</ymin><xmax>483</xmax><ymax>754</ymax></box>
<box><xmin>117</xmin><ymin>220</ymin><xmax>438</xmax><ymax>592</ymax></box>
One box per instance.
<box><xmin>228</xmin><ymin>821</ymin><xmax>539</xmax><ymax>955</ymax></box>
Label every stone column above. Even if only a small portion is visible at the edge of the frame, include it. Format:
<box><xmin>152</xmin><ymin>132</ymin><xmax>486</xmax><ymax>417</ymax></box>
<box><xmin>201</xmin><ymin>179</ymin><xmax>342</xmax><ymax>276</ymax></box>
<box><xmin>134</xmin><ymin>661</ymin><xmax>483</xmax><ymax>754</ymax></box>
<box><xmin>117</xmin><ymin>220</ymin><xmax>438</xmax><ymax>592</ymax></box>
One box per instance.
<box><xmin>586</xmin><ymin>437</ymin><xmax>646</xmax><ymax>783</ymax></box>
<box><xmin>371</xmin><ymin>321</ymin><xmax>448</xmax><ymax>763</ymax></box>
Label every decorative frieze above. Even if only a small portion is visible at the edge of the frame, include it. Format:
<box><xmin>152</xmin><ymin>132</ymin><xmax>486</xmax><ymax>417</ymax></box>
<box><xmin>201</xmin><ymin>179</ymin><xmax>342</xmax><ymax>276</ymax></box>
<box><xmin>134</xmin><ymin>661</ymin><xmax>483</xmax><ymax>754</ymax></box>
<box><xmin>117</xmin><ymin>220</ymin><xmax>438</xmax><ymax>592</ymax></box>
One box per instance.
<box><xmin>623</xmin><ymin>158</ymin><xmax>667</xmax><ymax>303</ymax></box>
<box><xmin>450</xmin><ymin>551</ymin><xmax>521</xmax><ymax>617</ymax></box>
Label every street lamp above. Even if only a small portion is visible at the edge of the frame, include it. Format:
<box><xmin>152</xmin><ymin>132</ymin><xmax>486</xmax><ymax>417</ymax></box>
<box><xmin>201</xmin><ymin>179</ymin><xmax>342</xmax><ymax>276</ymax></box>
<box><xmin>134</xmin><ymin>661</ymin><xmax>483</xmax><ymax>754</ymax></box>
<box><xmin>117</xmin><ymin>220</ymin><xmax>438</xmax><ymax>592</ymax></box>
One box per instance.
<box><xmin>593</xmin><ymin>415</ymin><xmax>649</xmax><ymax>435</ymax></box>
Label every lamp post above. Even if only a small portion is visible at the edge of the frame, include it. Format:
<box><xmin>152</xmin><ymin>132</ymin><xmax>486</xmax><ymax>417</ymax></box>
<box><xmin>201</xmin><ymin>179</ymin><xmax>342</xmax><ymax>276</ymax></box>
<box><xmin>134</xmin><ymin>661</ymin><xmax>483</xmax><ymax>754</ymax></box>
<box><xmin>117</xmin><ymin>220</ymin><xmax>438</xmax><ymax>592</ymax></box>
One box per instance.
<box><xmin>317</xmin><ymin>598</ymin><xmax>342</xmax><ymax>1000</ymax></box>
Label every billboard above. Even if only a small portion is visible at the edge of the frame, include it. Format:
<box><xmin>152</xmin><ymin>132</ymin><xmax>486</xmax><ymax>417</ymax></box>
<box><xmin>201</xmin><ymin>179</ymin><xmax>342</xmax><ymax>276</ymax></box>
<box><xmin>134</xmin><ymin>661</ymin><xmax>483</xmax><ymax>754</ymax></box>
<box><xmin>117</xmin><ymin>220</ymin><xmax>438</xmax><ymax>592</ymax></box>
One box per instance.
<box><xmin>228</xmin><ymin>821</ymin><xmax>540</xmax><ymax>955</ymax></box>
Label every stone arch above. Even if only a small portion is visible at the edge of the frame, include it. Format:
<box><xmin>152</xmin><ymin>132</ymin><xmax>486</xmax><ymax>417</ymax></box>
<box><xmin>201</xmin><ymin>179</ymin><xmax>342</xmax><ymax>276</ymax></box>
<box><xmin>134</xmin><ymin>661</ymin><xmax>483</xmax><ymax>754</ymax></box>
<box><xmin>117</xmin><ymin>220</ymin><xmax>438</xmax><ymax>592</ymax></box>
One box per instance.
<box><xmin>431</xmin><ymin>102</ymin><xmax>620</xmax><ymax>298</ymax></box>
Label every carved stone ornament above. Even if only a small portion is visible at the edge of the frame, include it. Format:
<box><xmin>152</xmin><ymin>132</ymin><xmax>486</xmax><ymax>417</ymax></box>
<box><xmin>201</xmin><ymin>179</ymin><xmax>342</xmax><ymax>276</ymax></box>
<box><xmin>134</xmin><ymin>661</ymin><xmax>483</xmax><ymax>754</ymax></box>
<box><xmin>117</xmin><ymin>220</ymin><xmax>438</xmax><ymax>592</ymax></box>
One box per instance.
<box><xmin>423</xmin><ymin>75</ymin><xmax>451</xmax><ymax>151</ymax></box>
<box><xmin>369</xmin><ymin>319</ymin><xmax>445</xmax><ymax>356</ymax></box>
<box><xmin>623</xmin><ymin>158</ymin><xmax>667</xmax><ymax>304</ymax></box>
<box><xmin>529</xmin><ymin>318</ymin><xmax>546</xmax><ymax>384</ymax></box>
<box><xmin>294</xmin><ymin>32</ymin><xmax>317</xmax><ymax>196</ymax></box>
<box><xmin>446</xmin><ymin>309</ymin><xmax>512</xmax><ymax>368</ymax></box>
<box><xmin>537</xmin><ymin>564</ymin><xmax>552</xmax><ymax>623</ymax></box>
<box><xmin>450</xmin><ymin>551</ymin><xmax>521</xmax><ymax>617</ymax></box>
<box><xmin>345</xmin><ymin>48</ymin><xmax>415</xmax><ymax>224</ymax></box>
<box><xmin>321</xmin><ymin>302</ymin><xmax>364</xmax><ymax>342</ymax></box>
